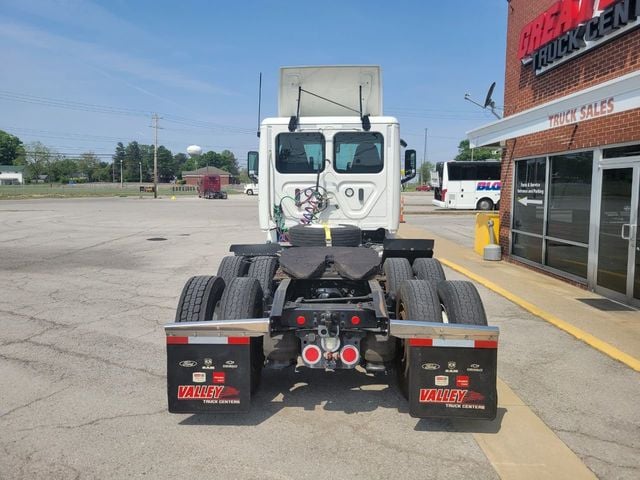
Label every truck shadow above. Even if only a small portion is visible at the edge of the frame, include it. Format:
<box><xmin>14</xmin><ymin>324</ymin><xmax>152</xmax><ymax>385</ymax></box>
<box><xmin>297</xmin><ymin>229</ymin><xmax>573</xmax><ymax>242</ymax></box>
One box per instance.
<box><xmin>179</xmin><ymin>367</ymin><xmax>504</xmax><ymax>433</ymax></box>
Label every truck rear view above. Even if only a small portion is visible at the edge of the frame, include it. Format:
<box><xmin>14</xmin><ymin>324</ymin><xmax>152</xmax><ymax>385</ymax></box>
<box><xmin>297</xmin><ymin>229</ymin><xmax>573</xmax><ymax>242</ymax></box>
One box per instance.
<box><xmin>165</xmin><ymin>66</ymin><xmax>499</xmax><ymax>421</ymax></box>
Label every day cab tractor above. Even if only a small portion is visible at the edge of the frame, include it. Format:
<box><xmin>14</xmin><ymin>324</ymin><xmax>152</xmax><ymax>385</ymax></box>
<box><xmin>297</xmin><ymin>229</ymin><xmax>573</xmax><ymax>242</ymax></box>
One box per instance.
<box><xmin>197</xmin><ymin>174</ymin><xmax>227</xmax><ymax>199</ymax></box>
<box><xmin>165</xmin><ymin>66</ymin><xmax>499</xmax><ymax>420</ymax></box>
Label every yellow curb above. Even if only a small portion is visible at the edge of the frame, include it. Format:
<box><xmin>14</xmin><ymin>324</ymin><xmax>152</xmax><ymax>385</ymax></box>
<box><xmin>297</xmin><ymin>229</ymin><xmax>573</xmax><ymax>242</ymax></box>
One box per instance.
<box><xmin>439</xmin><ymin>258</ymin><xmax>640</xmax><ymax>372</ymax></box>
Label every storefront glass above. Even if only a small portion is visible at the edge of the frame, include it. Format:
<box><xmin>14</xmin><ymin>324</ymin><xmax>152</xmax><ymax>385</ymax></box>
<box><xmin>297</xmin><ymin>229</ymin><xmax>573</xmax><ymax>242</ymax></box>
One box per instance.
<box><xmin>512</xmin><ymin>152</ymin><xmax>593</xmax><ymax>280</ymax></box>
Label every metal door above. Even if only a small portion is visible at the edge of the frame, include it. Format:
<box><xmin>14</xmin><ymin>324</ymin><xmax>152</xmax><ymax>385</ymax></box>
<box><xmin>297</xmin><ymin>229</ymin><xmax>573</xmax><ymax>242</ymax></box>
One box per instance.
<box><xmin>595</xmin><ymin>164</ymin><xmax>640</xmax><ymax>306</ymax></box>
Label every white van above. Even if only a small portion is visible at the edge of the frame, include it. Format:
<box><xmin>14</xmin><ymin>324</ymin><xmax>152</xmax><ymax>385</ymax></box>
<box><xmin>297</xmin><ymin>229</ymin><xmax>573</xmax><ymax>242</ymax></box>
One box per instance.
<box><xmin>244</xmin><ymin>183</ymin><xmax>259</xmax><ymax>195</ymax></box>
<box><xmin>432</xmin><ymin>161</ymin><xmax>501</xmax><ymax>210</ymax></box>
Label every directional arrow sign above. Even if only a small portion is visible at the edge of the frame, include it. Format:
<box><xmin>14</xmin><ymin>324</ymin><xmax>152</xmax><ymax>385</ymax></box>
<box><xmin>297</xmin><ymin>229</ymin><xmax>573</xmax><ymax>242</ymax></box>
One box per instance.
<box><xmin>517</xmin><ymin>197</ymin><xmax>543</xmax><ymax>207</ymax></box>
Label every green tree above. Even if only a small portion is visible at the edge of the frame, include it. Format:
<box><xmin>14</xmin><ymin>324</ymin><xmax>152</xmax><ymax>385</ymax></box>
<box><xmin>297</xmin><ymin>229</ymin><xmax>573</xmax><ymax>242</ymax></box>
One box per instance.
<box><xmin>157</xmin><ymin>146</ymin><xmax>175</xmax><ymax>182</ymax></box>
<box><xmin>25</xmin><ymin>142</ymin><xmax>54</xmax><ymax>182</ymax></box>
<box><xmin>0</xmin><ymin>130</ymin><xmax>25</xmax><ymax>165</ymax></box>
<box><xmin>112</xmin><ymin>142</ymin><xmax>126</xmax><ymax>183</ymax></box>
<box><xmin>124</xmin><ymin>141</ymin><xmax>142</xmax><ymax>182</ymax></box>
<box><xmin>77</xmin><ymin>152</ymin><xmax>100</xmax><ymax>181</ymax></box>
<box><xmin>455</xmin><ymin>139</ymin><xmax>501</xmax><ymax>161</ymax></box>
<box><xmin>50</xmin><ymin>157</ymin><xmax>78</xmax><ymax>182</ymax></box>
<box><xmin>419</xmin><ymin>161</ymin><xmax>434</xmax><ymax>183</ymax></box>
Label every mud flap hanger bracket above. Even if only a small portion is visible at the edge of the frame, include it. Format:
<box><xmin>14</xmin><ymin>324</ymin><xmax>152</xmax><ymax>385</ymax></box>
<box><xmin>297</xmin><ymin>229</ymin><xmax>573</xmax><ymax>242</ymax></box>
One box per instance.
<box><xmin>389</xmin><ymin>320</ymin><xmax>499</xmax><ymax>342</ymax></box>
<box><xmin>164</xmin><ymin>319</ymin><xmax>271</xmax><ymax>338</ymax></box>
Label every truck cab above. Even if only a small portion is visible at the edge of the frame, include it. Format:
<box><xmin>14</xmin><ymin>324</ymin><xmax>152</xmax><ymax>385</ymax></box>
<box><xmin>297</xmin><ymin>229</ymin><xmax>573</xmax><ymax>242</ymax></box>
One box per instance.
<box><xmin>249</xmin><ymin>66</ymin><xmax>415</xmax><ymax>243</ymax></box>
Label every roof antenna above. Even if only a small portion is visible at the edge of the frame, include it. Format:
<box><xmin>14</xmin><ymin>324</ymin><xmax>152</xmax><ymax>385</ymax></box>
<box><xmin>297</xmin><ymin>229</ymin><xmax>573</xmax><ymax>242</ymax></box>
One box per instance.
<box><xmin>289</xmin><ymin>86</ymin><xmax>301</xmax><ymax>132</ymax></box>
<box><xmin>359</xmin><ymin>85</ymin><xmax>371</xmax><ymax>131</ymax></box>
<box><xmin>464</xmin><ymin>82</ymin><xmax>501</xmax><ymax>119</ymax></box>
<box><xmin>256</xmin><ymin>72</ymin><xmax>262</xmax><ymax>138</ymax></box>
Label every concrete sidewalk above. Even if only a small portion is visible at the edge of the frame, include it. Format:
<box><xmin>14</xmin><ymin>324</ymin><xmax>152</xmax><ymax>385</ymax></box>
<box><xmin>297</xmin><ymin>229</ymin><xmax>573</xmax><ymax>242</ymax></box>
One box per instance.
<box><xmin>399</xmin><ymin>222</ymin><xmax>640</xmax><ymax>371</ymax></box>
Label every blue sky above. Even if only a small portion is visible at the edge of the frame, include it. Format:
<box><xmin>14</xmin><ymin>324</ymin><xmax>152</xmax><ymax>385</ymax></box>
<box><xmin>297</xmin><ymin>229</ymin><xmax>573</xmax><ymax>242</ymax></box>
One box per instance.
<box><xmin>0</xmin><ymin>0</ymin><xmax>507</xmax><ymax>166</ymax></box>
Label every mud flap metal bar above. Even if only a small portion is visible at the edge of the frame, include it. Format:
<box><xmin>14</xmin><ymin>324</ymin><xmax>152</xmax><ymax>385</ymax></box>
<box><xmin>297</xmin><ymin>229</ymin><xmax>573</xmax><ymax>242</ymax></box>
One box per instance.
<box><xmin>164</xmin><ymin>318</ymin><xmax>270</xmax><ymax>337</ymax></box>
<box><xmin>390</xmin><ymin>320</ymin><xmax>499</xmax><ymax>420</ymax></box>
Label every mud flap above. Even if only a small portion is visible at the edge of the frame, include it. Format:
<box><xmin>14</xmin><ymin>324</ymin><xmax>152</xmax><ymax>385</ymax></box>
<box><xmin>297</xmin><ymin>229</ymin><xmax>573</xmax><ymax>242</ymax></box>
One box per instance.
<box><xmin>167</xmin><ymin>336</ymin><xmax>252</xmax><ymax>413</ymax></box>
<box><xmin>408</xmin><ymin>339</ymin><xmax>497</xmax><ymax>420</ymax></box>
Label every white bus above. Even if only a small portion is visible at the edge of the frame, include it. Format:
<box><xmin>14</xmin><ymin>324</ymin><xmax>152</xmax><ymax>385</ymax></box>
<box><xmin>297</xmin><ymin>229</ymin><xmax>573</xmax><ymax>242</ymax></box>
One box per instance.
<box><xmin>432</xmin><ymin>161</ymin><xmax>501</xmax><ymax>210</ymax></box>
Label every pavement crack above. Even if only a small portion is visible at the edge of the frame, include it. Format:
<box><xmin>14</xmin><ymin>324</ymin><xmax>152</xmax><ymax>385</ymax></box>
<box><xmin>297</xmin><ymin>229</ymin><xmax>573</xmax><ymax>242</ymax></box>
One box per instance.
<box><xmin>0</xmin><ymin>388</ymin><xmax>67</xmax><ymax>420</ymax></box>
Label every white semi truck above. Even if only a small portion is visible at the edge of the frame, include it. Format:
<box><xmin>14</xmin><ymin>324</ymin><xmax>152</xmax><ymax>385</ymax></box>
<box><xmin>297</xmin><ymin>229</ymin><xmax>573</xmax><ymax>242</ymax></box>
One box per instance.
<box><xmin>165</xmin><ymin>66</ymin><xmax>499</xmax><ymax>420</ymax></box>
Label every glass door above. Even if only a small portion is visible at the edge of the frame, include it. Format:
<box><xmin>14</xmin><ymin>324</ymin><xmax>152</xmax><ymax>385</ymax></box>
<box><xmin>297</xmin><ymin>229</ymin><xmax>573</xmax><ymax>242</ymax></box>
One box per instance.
<box><xmin>596</xmin><ymin>166</ymin><xmax>639</xmax><ymax>305</ymax></box>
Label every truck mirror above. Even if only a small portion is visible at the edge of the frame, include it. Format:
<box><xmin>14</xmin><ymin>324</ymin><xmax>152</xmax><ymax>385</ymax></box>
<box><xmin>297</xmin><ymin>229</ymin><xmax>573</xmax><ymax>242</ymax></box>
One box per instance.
<box><xmin>405</xmin><ymin>149</ymin><xmax>416</xmax><ymax>175</ymax></box>
<box><xmin>247</xmin><ymin>151</ymin><xmax>259</xmax><ymax>176</ymax></box>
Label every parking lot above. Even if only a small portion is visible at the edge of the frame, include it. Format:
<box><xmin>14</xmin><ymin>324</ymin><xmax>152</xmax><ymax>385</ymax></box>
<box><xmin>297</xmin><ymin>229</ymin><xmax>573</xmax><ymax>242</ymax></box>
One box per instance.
<box><xmin>1</xmin><ymin>196</ymin><xmax>638</xmax><ymax>479</ymax></box>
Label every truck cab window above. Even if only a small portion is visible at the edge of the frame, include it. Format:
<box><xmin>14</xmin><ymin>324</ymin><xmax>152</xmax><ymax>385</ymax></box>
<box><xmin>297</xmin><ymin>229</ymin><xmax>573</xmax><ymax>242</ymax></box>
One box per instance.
<box><xmin>276</xmin><ymin>133</ymin><xmax>325</xmax><ymax>173</ymax></box>
<box><xmin>334</xmin><ymin>132</ymin><xmax>383</xmax><ymax>174</ymax></box>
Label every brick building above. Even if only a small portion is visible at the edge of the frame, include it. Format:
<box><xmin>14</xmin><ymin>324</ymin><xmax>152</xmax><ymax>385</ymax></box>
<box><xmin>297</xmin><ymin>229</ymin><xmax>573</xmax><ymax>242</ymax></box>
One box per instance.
<box><xmin>182</xmin><ymin>166</ymin><xmax>233</xmax><ymax>187</ymax></box>
<box><xmin>468</xmin><ymin>0</ymin><xmax>640</xmax><ymax>306</ymax></box>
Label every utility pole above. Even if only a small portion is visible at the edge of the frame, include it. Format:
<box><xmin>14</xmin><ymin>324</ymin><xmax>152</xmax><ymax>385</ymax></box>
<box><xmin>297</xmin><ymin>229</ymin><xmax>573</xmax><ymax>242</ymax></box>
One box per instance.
<box><xmin>139</xmin><ymin>161</ymin><xmax>142</xmax><ymax>199</ymax></box>
<box><xmin>422</xmin><ymin>128</ymin><xmax>428</xmax><ymax>185</ymax></box>
<box><xmin>120</xmin><ymin>158</ymin><xmax>123</xmax><ymax>189</ymax></box>
<box><xmin>151</xmin><ymin>113</ymin><xmax>162</xmax><ymax>199</ymax></box>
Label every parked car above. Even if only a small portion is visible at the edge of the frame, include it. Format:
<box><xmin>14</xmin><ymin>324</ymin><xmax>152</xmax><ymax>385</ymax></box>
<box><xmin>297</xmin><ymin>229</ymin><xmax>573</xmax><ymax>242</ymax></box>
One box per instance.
<box><xmin>415</xmin><ymin>184</ymin><xmax>432</xmax><ymax>192</ymax></box>
<box><xmin>244</xmin><ymin>183</ymin><xmax>259</xmax><ymax>195</ymax></box>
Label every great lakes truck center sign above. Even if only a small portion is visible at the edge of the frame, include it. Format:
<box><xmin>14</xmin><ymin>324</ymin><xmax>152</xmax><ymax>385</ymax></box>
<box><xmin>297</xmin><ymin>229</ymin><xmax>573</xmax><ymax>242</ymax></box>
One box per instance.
<box><xmin>518</xmin><ymin>0</ymin><xmax>640</xmax><ymax>75</ymax></box>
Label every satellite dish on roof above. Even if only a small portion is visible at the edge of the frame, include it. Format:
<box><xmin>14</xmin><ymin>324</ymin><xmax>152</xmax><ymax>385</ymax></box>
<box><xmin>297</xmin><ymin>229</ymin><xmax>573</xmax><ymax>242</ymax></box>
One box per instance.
<box><xmin>484</xmin><ymin>82</ymin><xmax>497</xmax><ymax>109</ymax></box>
<box><xmin>464</xmin><ymin>82</ymin><xmax>501</xmax><ymax>120</ymax></box>
<box><xmin>187</xmin><ymin>145</ymin><xmax>202</xmax><ymax>157</ymax></box>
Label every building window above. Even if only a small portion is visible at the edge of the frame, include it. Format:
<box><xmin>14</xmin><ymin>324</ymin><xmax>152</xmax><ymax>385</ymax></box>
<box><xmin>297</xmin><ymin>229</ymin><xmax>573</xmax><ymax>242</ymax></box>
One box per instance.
<box><xmin>512</xmin><ymin>152</ymin><xmax>593</xmax><ymax>280</ymax></box>
<box><xmin>603</xmin><ymin>144</ymin><xmax>640</xmax><ymax>159</ymax></box>
<box><xmin>547</xmin><ymin>152</ymin><xmax>593</xmax><ymax>244</ymax></box>
<box><xmin>513</xmin><ymin>157</ymin><xmax>545</xmax><ymax>235</ymax></box>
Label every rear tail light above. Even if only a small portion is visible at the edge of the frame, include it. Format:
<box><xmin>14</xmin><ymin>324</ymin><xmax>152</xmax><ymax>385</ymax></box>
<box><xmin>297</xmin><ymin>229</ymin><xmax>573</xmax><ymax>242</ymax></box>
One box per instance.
<box><xmin>302</xmin><ymin>345</ymin><xmax>322</xmax><ymax>365</ymax></box>
<box><xmin>340</xmin><ymin>345</ymin><xmax>360</xmax><ymax>366</ymax></box>
<box><xmin>442</xmin><ymin>189</ymin><xmax>447</xmax><ymax>203</ymax></box>
<box><xmin>350</xmin><ymin>315</ymin><xmax>361</xmax><ymax>325</ymax></box>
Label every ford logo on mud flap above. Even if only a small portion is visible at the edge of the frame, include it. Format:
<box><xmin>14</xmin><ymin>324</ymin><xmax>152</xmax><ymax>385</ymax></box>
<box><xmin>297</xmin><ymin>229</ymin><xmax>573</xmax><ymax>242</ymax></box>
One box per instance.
<box><xmin>422</xmin><ymin>363</ymin><xmax>440</xmax><ymax>370</ymax></box>
<box><xmin>179</xmin><ymin>360</ymin><xmax>197</xmax><ymax>368</ymax></box>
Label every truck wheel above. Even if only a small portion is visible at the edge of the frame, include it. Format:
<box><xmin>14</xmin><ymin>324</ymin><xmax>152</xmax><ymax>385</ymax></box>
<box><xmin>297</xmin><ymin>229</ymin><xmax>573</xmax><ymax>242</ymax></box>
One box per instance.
<box><xmin>247</xmin><ymin>256</ymin><xmax>279</xmax><ymax>299</ymax></box>
<box><xmin>412</xmin><ymin>258</ymin><xmax>446</xmax><ymax>284</ymax></box>
<box><xmin>218</xmin><ymin>277</ymin><xmax>265</xmax><ymax>393</ymax></box>
<box><xmin>396</xmin><ymin>280</ymin><xmax>443</xmax><ymax>398</ymax></box>
<box><xmin>383</xmin><ymin>257</ymin><xmax>413</xmax><ymax>301</ymax></box>
<box><xmin>288</xmin><ymin>224</ymin><xmax>361</xmax><ymax>247</ymax></box>
<box><xmin>246</xmin><ymin>189</ymin><xmax>253</xmax><ymax>195</ymax></box>
<box><xmin>477</xmin><ymin>198</ymin><xmax>494</xmax><ymax>211</ymax></box>
<box><xmin>216</xmin><ymin>255</ymin><xmax>248</xmax><ymax>287</ymax></box>
<box><xmin>175</xmin><ymin>275</ymin><xmax>226</xmax><ymax>322</ymax></box>
<box><xmin>437</xmin><ymin>281</ymin><xmax>488</xmax><ymax>326</ymax></box>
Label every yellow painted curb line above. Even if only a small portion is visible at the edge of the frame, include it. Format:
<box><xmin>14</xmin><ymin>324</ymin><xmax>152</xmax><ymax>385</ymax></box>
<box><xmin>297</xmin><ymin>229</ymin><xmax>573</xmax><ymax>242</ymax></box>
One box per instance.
<box><xmin>440</xmin><ymin>258</ymin><xmax>640</xmax><ymax>372</ymax></box>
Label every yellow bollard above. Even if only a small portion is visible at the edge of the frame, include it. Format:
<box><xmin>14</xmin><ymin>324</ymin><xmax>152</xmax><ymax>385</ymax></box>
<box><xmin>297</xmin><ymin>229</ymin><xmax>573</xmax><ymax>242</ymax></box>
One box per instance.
<box><xmin>171</xmin><ymin>195</ymin><xmax>176</xmax><ymax>200</ymax></box>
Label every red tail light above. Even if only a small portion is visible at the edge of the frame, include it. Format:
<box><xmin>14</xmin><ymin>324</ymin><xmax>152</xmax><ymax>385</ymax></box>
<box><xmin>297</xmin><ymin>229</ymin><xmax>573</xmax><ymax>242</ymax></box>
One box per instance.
<box><xmin>296</xmin><ymin>315</ymin><xmax>306</xmax><ymax>326</ymax></box>
<box><xmin>442</xmin><ymin>189</ymin><xmax>447</xmax><ymax>203</ymax></box>
<box><xmin>350</xmin><ymin>315</ymin><xmax>361</xmax><ymax>325</ymax></box>
<box><xmin>340</xmin><ymin>345</ymin><xmax>360</xmax><ymax>366</ymax></box>
<box><xmin>302</xmin><ymin>345</ymin><xmax>322</xmax><ymax>365</ymax></box>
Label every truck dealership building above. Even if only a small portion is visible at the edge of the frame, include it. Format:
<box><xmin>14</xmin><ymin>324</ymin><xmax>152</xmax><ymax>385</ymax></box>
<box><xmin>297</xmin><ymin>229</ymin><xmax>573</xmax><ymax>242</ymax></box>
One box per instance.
<box><xmin>468</xmin><ymin>0</ymin><xmax>640</xmax><ymax>306</ymax></box>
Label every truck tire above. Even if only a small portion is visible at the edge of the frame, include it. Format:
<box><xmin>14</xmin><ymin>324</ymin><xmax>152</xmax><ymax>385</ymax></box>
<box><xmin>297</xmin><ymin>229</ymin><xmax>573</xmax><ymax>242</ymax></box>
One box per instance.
<box><xmin>396</xmin><ymin>280</ymin><xmax>443</xmax><ymax>398</ymax></box>
<box><xmin>383</xmin><ymin>257</ymin><xmax>413</xmax><ymax>301</ymax></box>
<box><xmin>216</xmin><ymin>255</ymin><xmax>248</xmax><ymax>287</ymax></box>
<box><xmin>288</xmin><ymin>224</ymin><xmax>361</xmax><ymax>247</ymax></box>
<box><xmin>218</xmin><ymin>277</ymin><xmax>265</xmax><ymax>392</ymax></box>
<box><xmin>175</xmin><ymin>275</ymin><xmax>226</xmax><ymax>322</ymax></box>
<box><xmin>246</xmin><ymin>189</ymin><xmax>253</xmax><ymax>195</ymax></box>
<box><xmin>412</xmin><ymin>258</ymin><xmax>446</xmax><ymax>284</ymax></box>
<box><xmin>437</xmin><ymin>281</ymin><xmax>488</xmax><ymax>326</ymax></box>
<box><xmin>247</xmin><ymin>256</ymin><xmax>279</xmax><ymax>299</ymax></box>
<box><xmin>477</xmin><ymin>198</ymin><xmax>494</xmax><ymax>211</ymax></box>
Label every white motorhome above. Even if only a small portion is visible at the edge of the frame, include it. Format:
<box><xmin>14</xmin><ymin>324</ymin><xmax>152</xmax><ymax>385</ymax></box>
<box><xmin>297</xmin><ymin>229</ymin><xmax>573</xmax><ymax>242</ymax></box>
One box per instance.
<box><xmin>249</xmin><ymin>66</ymin><xmax>416</xmax><ymax>243</ymax></box>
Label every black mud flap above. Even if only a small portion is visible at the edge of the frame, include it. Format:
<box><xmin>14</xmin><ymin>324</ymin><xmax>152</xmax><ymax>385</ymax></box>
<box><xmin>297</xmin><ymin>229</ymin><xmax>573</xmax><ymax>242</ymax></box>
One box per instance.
<box><xmin>167</xmin><ymin>336</ymin><xmax>252</xmax><ymax>413</ymax></box>
<box><xmin>408</xmin><ymin>339</ymin><xmax>497</xmax><ymax>420</ymax></box>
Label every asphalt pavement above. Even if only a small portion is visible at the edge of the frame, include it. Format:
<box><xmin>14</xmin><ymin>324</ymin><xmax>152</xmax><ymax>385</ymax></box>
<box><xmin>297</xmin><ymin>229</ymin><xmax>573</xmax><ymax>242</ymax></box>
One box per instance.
<box><xmin>0</xmin><ymin>196</ymin><xmax>638</xmax><ymax>479</ymax></box>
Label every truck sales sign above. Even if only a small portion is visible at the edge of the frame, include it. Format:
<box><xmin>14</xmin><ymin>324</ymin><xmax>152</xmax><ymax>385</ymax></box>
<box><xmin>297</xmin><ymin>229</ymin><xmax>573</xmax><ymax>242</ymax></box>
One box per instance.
<box><xmin>518</xmin><ymin>0</ymin><xmax>640</xmax><ymax>75</ymax></box>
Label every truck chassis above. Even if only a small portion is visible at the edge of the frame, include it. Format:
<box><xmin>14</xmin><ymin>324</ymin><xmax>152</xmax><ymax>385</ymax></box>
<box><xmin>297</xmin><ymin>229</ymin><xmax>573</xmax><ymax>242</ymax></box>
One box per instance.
<box><xmin>165</xmin><ymin>239</ymin><xmax>498</xmax><ymax>420</ymax></box>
